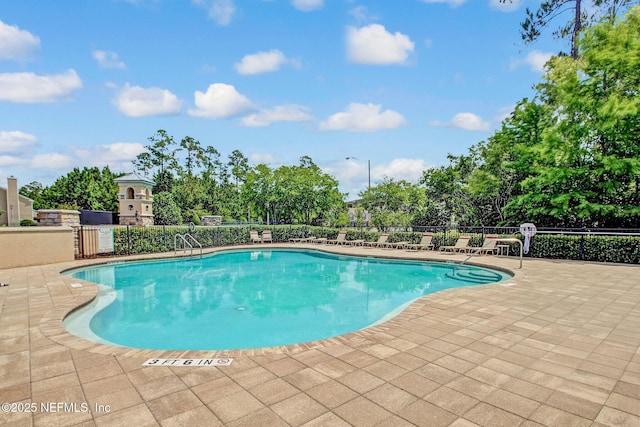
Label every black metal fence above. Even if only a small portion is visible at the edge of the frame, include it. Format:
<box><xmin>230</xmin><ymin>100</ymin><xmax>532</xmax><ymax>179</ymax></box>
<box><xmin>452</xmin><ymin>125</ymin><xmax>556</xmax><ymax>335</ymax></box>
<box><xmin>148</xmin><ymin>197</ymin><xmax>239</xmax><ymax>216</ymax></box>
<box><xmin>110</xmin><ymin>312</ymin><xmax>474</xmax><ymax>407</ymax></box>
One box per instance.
<box><xmin>72</xmin><ymin>224</ymin><xmax>640</xmax><ymax>264</ymax></box>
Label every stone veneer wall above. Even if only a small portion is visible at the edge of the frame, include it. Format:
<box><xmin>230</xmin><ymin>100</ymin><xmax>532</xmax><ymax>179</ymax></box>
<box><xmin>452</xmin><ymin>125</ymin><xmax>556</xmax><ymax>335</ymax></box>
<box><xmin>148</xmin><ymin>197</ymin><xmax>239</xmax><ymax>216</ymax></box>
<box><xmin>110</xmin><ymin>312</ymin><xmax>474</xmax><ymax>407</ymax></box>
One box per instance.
<box><xmin>201</xmin><ymin>215</ymin><xmax>223</xmax><ymax>226</ymax></box>
<box><xmin>36</xmin><ymin>209</ymin><xmax>81</xmax><ymax>227</ymax></box>
<box><xmin>118</xmin><ymin>214</ymin><xmax>154</xmax><ymax>226</ymax></box>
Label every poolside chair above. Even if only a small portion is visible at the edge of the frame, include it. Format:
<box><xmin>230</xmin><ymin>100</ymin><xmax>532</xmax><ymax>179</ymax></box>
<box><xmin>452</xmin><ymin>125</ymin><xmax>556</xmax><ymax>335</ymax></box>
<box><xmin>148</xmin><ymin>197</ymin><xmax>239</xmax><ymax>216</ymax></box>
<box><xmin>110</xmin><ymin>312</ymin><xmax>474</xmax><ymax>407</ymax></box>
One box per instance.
<box><xmin>440</xmin><ymin>236</ymin><xmax>471</xmax><ymax>253</ymax></box>
<box><xmin>386</xmin><ymin>240</ymin><xmax>411</xmax><ymax>249</ymax></box>
<box><xmin>327</xmin><ymin>230</ymin><xmax>348</xmax><ymax>245</ymax></box>
<box><xmin>261</xmin><ymin>230</ymin><xmax>273</xmax><ymax>243</ymax></box>
<box><xmin>311</xmin><ymin>236</ymin><xmax>328</xmax><ymax>244</ymax></box>
<box><xmin>249</xmin><ymin>230</ymin><xmax>262</xmax><ymax>244</ymax></box>
<box><xmin>363</xmin><ymin>233</ymin><xmax>389</xmax><ymax>248</ymax></box>
<box><xmin>405</xmin><ymin>233</ymin><xmax>434</xmax><ymax>251</ymax></box>
<box><xmin>472</xmin><ymin>235</ymin><xmax>499</xmax><ymax>255</ymax></box>
<box><xmin>347</xmin><ymin>238</ymin><xmax>366</xmax><ymax>246</ymax></box>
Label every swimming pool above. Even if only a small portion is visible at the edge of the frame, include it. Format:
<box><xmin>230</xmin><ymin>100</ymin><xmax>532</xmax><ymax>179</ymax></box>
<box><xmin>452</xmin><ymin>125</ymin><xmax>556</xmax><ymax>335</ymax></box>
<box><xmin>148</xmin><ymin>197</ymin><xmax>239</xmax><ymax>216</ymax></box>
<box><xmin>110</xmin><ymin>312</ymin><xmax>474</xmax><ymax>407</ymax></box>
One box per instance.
<box><xmin>63</xmin><ymin>249</ymin><xmax>511</xmax><ymax>350</ymax></box>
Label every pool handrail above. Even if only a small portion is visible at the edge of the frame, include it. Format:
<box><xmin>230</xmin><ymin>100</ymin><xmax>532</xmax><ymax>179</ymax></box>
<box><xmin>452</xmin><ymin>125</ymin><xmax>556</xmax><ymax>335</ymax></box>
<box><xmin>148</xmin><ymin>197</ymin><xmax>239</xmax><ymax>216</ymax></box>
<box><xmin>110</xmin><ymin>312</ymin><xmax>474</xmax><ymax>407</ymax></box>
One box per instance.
<box><xmin>174</xmin><ymin>233</ymin><xmax>203</xmax><ymax>258</ymax></box>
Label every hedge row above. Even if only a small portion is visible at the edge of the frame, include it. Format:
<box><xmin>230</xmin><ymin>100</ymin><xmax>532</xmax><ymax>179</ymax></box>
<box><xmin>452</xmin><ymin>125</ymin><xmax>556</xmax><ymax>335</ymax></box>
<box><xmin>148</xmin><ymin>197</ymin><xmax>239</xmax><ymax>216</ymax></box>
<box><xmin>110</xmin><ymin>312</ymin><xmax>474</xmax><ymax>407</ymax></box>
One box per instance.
<box><xmin>110</xmin><ymin>225</ymin><xmax>640</xmax><ymax>264</ymax></box>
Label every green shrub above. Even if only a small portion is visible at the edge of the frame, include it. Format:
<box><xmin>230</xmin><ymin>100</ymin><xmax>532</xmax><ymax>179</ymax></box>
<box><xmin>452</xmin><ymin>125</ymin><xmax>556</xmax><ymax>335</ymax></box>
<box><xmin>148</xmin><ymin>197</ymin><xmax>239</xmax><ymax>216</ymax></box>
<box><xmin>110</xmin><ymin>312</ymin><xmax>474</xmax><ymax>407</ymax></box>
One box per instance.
<box><xmin>20</xmin><ymin>219</ymin><xmax>38</xmax><ymax>226</ymax></box>
<box><xmin>109</xmin><ymin>225</ymin><xmax>640</xmax><ymax>264</ymax></box>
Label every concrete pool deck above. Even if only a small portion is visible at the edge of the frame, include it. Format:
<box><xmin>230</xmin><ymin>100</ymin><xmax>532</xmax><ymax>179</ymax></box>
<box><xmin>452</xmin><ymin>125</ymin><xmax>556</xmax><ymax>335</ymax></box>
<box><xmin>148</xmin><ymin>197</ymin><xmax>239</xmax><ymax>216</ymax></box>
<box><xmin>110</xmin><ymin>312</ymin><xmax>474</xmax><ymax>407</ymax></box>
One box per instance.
<box><xmin>1</xmin><ymin>243</ymin><xmax>639</xmax><ymax>426</ymax></box>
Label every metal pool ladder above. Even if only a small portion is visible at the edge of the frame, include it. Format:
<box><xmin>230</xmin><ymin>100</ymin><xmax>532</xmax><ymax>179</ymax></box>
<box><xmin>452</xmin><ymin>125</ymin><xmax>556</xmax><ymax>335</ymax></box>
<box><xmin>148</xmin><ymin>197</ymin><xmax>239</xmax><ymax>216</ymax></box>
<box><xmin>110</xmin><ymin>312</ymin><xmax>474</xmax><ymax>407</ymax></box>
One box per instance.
<box><xmin>174</xmin><ymin>233</ymin><xmax>203</xmax><ymax>258</ymax></box>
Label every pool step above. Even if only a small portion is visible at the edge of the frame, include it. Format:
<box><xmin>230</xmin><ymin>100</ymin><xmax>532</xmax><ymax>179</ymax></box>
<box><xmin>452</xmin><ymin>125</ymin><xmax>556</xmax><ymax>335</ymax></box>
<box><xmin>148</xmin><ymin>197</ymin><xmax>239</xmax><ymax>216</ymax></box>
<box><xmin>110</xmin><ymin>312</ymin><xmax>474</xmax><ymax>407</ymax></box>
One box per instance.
<box><xmin>446</xmin><ymin>268</ymin><xmax>503</xmax><ymax>284</ymax></box>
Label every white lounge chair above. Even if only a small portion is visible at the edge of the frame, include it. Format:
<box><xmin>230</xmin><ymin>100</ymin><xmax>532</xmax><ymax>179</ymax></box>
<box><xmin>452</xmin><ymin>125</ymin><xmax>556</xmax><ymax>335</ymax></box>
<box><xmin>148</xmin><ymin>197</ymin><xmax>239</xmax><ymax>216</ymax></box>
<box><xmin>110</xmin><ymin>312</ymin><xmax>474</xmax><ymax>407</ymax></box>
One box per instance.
<box><xmin>327</xmin><ymin>231</ymin><xmax>348</xmax><ymax>245</ymax></box>
<box><xmin>261</xmin><ymin>230</ymin><xmax>273</xmax><ymax>243</ymax></box>
<box><xmin>363</xmin><ymin>233</ymin><xmax>389</xmax><ymax>248</ymax></box>
<box><xmin>249</xmin><ymin>230</ymin><xmax>262</xmax><ymax>244</ymax></box>
<box><xmin>440</xmin><ymin>236</ymin><xmax>471</xmax><ymax>253</ymax></box>
<box><xmin>406</xmin><ymin>233</ymin><xmax>434</xmax><ymax>251</ymax></box>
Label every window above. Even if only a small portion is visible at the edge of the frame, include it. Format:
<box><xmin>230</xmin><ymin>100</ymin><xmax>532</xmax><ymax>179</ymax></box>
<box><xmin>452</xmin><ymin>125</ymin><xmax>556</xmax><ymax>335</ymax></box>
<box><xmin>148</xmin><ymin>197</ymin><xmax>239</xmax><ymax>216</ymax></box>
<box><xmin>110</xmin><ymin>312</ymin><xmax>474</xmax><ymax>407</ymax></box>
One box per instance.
<box><xmin>126</xmin><ymin>187</ymin><xmax>134</xmax><ymax>199</ymax></box>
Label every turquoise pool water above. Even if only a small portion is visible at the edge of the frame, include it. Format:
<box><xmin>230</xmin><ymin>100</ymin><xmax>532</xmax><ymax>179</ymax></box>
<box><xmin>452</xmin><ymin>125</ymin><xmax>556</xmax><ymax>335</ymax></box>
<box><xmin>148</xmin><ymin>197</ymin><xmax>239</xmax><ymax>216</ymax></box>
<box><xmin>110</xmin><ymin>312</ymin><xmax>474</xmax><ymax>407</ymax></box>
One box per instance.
<box><xmin>63</xmin><ymin>249</ymin><xmax>511</xmax><ymax>350</ymax></box>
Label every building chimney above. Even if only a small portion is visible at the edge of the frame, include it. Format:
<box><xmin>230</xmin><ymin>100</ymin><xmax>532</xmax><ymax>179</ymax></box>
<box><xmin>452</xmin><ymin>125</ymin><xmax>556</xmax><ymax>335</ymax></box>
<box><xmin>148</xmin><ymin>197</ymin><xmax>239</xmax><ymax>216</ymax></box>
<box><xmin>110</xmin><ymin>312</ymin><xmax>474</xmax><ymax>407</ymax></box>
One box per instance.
<box><xmin>6</xmin><ymin>176</ymin><xmax>20</xmax><ymax>226</ymax></box>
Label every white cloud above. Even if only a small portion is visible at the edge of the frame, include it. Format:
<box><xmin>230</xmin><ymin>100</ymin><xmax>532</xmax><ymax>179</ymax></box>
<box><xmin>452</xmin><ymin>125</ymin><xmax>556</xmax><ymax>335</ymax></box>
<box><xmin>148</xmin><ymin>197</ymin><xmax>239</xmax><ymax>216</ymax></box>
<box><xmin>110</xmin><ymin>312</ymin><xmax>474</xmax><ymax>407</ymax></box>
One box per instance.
<box><xmin>100</xmin><ymin>142</ymin><xmax>146</xmax><ymax>163</ymax></box>
<box><xmin>332</xmin><ymin>157</ymin><xmax>430</xmax><ymax>197</ymax></box>
<box><xmin>349</xmin><ymin>6</ymin><xmax>378</xmax><ymax>24</ymax></box>
<box><xmin>0</xmin><ymin>154</ymin><xmax>28</xmax><ymax>167</ymax></box>
<box><xmin>320</xmin><ymin>102</ymin><xmax>407</xmax><ymax>132</ymax></box>
<box><xmin>74</xmin><ymin>142</ymin><xmax>146</xmax><ymax>171</ymax></box>
<box><xmin>192</xmin><ymin>0</ymin><xmax>236</xmax><ymax>25</ymax></box>
<box><xmin>92</xmin><ymin>50</ymin><xmax>126</xmax><ymax>69</ymax></box>
<box><xmin>241</xmin><ymin>104</ymin><xmax>313</xmax><ymax>127</ymax></box>
<box><xmin>0</xmin><ymin>70</ymin><xmax>82</xmax><ymax>103</ymax></box>
<box><xmin>347</xmin><ymin>24</ymin><xmax>414</xmax><ymax>65</ymax></box>
<box><xmin>188</xmin><ymin>83</ymin><xmax>253</xmax><ymax>119</ymax></box>
<box><xmin>374</xmin><ymin>158</ymin><xmax>430</xmax><ymax>183</ymax></box>
<box><xmin>31</xmin><ymin>153</ymin><xmax>75</xmax><ymax>169</ymax></box>
<box><xmin>115</xmin><ymin>83</ymin><xmax>182</xmax><ymax>117</ymax></box>
<box><xmin>0</xmin><ymin>20</ymin><xmax>40</xmax><ymax>61</ymax></box>
<box><xmin>249</xmin><ymin>153</ymin><xmax>278</xmax><ymax>164</ymax></box>
<box><xmin>235</xmin><ymin>49</ymin><xmax>290</xmax><ymax>75</ymax></box>
<box><xmin>431</xmin><ymin>112</ymin><xmax>490</xmax><ymax>131</ymax></box>
<box><xmin>419</xmin><ymin>0</ymin><xmax>466</xmax><ymax>7</ymax></box>
<box><xmin>489</xmin><ymin>0</ymin><xmax>521</xmax><ymax>12</ymax></box>
<box><xmin>291</xmin><ymin>0</ymin><xmax>323</xmax><ymax>11</ymax></box>
<box><xmin>0</xmin><ymin>131</ymin><xmax>37</xmax><ymax>153</ymax></box>
<box><xmin>510</xmin><ymin>50</ymin><xmax>553</xmax><ymax>72</ymax></box>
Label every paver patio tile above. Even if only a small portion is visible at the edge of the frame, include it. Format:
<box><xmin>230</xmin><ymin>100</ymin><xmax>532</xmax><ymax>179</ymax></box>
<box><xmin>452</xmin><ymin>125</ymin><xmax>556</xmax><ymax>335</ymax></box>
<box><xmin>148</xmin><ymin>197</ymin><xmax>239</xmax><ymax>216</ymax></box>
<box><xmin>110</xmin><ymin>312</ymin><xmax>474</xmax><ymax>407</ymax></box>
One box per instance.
<box><xmin>133</xmin><ymin>373</ymin><xmax>187</xmax><ymax>401</ymax></box>
<box><xmin>206</xmin><ymin>389</ymin><xmax>266</xmax><ymax>424</ymax></box>
<box><xmin>260</xmin><ymin>355</ymin><xmax>307</xmax><ymax>376</ymax></box>
<box><xmin>93</xmin><ymin>403</ymin><xmax>158</xmax><ymax>427</ymax></box>
<box><xmin>226</xmin><ymin>365</ymin><xmax>277</xmax><ymax>389</ymax></box>
<box><xmin>191</xmin><ymin>376</ymin><xmax>244</xmax><ymax>403</ymax></box>
<box><xmin>226</xmin><ymin>407</ymin><xmax>288</xmax><ymax>427</ymax></box>
<box><xmin>364</xmin><ymin>383</ymin><xmax>417</xmax><ymax>413</ymax></box>
<box><xmin>334</xmin><ymin>396</ymin><xmax>393</xmax><ymax>427</ymax></box>
<box><xmin>463</xmin><ymin>402</ymin><xmax>525</xmax><ymax>427</ymax></box>
<box><xmin>146</xmin><ymin>389</ymin><xmax>203</xmax><ymax>421</ymax></box>
<box><xmin>605</xmin><ymin>392</ymin><xmax>640</xmax><ymax>417</ymax></box>
<box><xmin>337</xmin><ymin>369</ymin><xmax>385</xmax><ymax>394</ymax></box>
<box><xmin>424</xmin><ymin>386</ymin><xmax>479</xmax><ymax>416</ymax></box>
<box><xmin>270</xmin><ymin>393</ymin><xmax>327</xmax><ymax>425</ymax></box>
<box><xmin>249</xmin><ymin>378</ymin><xmax>300</xmax><ymax>406</ymax></box>
<box><xmin>300</xmin><ymin>412</ymin><xmax>352</xmax><ymax>426</ymax></box>
<box><xmin>529</xmin><ymin>404</ymin><xmax>591</xmax><ymax>427</ymax></box>
<box><xmin>362</xmin><ymin>359</ymin><xmax>408</xmax><ymax>381</ymax></box>
<box><xmin>160</xmin><ymin>406</ymin><xmax>222</xmax><ymax>427</ymax></box>
<box><xmin>307</xmin><ymin>380</ymin><xmax>359</xmax><ymax>409</ymax></box>
<box><xmin>283</xmin><ymin>367</ymin><xmax>331</xmax><ymax>391</ymax></box>
<box><xmin>485</xmin><ymin>388</ymin><xmax>540</xmax><ymax>418</ymax></box>
<box><xmin>397</xmin><ymin>399</ymin><xmax>457</xmax><ymax>427</ymax></box>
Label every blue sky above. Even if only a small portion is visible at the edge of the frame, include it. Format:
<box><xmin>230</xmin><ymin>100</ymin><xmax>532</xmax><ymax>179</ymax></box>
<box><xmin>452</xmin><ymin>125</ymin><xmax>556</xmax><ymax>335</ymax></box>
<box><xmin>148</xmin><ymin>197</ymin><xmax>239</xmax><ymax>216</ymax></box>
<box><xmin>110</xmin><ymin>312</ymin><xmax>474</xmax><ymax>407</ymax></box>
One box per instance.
<box><xmin>0</xmin><ymin>0</ymin><xmax>558</xmax><ymax>198</ymax></box>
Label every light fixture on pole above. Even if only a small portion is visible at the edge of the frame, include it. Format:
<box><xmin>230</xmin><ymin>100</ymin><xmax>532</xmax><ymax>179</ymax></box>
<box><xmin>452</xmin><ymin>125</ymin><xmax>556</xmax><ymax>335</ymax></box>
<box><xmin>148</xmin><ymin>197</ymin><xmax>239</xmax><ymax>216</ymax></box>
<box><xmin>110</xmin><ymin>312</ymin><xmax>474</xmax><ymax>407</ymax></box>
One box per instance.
<box><xmin>345</xmin><ymin>157</ymin><xmax>371</xmax><ymax>190</ymax></box>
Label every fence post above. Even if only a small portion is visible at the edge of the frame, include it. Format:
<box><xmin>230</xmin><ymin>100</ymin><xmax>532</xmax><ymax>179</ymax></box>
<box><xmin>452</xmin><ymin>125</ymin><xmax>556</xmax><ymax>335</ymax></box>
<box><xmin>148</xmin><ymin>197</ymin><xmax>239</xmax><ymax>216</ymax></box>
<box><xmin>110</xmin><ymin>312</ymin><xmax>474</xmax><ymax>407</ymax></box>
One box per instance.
<box><xmin>79</xmin><ymin>225</ymin><xmax>84</xmax><ymax>259</ymax></box>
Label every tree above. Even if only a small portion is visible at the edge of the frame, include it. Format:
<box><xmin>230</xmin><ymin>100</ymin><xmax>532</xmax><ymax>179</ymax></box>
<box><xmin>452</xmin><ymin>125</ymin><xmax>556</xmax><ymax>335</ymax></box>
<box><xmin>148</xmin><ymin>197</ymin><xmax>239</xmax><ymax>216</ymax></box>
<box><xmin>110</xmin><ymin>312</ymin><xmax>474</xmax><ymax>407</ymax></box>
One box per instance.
<box><xmin>133</xmin><ymin>129</ymin><xmax>180</xmax><ymax>193</ymax></box>
<box><xmin>19</xmin><ymin>181</ymin><xmax>44</xmax><ymax>209</ymax></box>
<box><xmin>360</xmin><ymin>178</ymin><xmax>425</xmax><ymax>231</ymax></box>
<box><xmin>40</xmin><ymin>167</ymin><xmax>119</xmax><ymax>211</ymax></box>
<box><xmin>242</xmin><ymin>157</ymin><xmax>345</xmax><ymax>225</ymax></box>
<box><xmin>153</xmin><ymin>192</ymin><xmax>183</xmax><ymax>225</ymax></box>
<box><xmin>500</xmin><ymin>0</ymin><xmax>637</xmax><ymax>58</ymax></box>
<box><xmin>509</xmin><ymin>6</ymin><xmax>640</xmax><ymax>226</ymax></box>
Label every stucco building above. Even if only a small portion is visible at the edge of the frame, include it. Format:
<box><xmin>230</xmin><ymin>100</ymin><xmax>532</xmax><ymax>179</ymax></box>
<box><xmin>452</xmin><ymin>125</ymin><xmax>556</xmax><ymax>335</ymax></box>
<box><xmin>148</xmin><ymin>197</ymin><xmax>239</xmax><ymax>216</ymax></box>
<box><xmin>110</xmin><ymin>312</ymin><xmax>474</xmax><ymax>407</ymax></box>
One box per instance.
<box><xmin>0</xmin><ymin>177</ymin><xmax>34</xmax><ymax>226</ymax></box>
